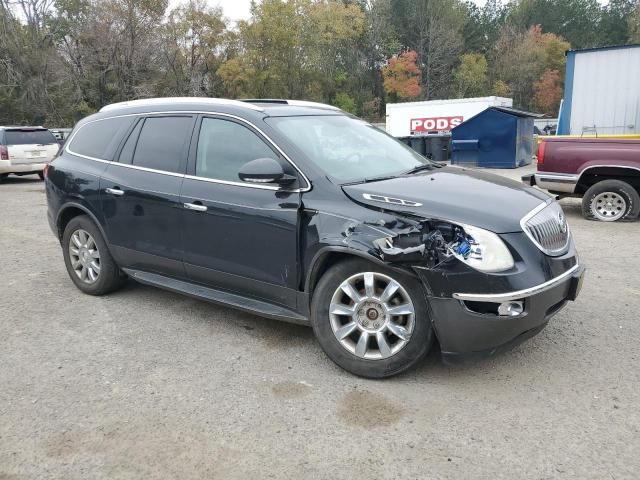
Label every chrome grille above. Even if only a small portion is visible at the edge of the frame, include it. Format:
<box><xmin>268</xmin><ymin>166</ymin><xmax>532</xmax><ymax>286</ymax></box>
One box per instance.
<box><xmin>521</xmin><ymin>202</ymin><xmax>570</xmax><ymax>256</ymax></box>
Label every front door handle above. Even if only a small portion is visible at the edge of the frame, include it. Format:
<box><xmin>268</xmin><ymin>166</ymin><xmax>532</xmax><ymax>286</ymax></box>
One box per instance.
<box><xmin>183</xmin><ymin>202</ymin><xmax>208</xmax><ymax>212</ymax></box>
<box><xmin>105</xmin><ymin>187</ymin><xmax>124</xmax><ymax>196</ymax></box>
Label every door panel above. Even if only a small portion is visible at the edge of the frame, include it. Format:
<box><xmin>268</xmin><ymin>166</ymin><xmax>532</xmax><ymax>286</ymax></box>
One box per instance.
<box><xmin>179</xmin><ymin>115</ymin><xmax>302</xmax><ymax>308</ymax></box>
<box><xmin>99</xmin><ymin>114</ymin><xmax>194</xmax><ymax>278</ymax></box>
<box><xmin>101</xmin><ymin>164</ymin><xmax>185</xmax><ymax>277</ymax></box>
<box><xmin>180</xmin><ymin>179</ymin><xmax>300</xmax><ymax>308</ymax></box>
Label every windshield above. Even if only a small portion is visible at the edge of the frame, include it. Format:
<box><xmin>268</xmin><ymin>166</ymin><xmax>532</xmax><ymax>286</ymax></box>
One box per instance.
<box><xmin>265</xmin><ymin>115</ymin><xmax>430</xmax><ymax>183</ymax></box>
<box><xmin>5</xmin><ymin>129</ymin><xmax>57</xmax><ymax>146</ymax></box>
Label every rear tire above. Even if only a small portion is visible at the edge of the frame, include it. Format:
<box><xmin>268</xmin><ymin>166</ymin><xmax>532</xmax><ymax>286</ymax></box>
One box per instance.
<box><xmin>62</xmin><ymin>215</ymin><xmax>125</xmax><ymax>295</ymax></box>
<box><xmin>310</xmin><ymin>259</ymin><xmax>432</xmax><ymax>378</ymax></box>
<box><xmin>582</xmin><ymin>180</ymin><xmax>640</xmax><ymax>222</ymax></box>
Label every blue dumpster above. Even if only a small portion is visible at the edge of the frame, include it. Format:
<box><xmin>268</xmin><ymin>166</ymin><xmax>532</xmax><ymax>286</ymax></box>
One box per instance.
<box><xmin>450</xmin><ymin>107</ymin><xmax>543</xmax><ymax>168</ymax></box>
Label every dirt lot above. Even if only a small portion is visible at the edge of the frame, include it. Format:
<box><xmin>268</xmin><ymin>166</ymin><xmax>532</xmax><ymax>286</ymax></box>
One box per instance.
<box><xmin>1</xmin><ymin>170</ymin><xmax>638</xmax><ymax>480</ymax></box>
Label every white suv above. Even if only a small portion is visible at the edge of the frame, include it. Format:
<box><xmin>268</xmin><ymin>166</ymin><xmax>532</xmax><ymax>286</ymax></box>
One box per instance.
<box><xmin>0</xmin><ymin>127</ymin><xmax>59</xmax><ymax>181</ymax></box>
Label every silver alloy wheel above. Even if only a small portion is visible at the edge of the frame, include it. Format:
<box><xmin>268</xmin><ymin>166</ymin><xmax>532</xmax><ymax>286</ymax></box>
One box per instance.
<box><xmin>329</xmin><ymin>272</ymin><xmax>415</xmax><ymax>360</ymax></box>
<box><xmin>69</xmin><ymin>229</ymin><xmax>101</xmax><ymax>284</ymax></box>
<box><xmin>591</xmin><ymin>192</ymin><xmax>627</xmax><ymax>221</ymax></box>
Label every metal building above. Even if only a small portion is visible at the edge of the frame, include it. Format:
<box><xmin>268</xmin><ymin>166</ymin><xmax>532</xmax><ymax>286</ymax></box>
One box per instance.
<box><xmin>558</xmin><ymin>44</ymin><xmax>640</xmax><ymax>136</ymax></box>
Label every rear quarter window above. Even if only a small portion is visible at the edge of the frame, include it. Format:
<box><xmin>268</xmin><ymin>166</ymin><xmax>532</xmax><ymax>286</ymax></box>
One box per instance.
<box><xmin>5</xmin><ymin>129</ymin><xmax>57</xmax><ymax>146</ymax></box>
<box><xmin>68</xmin><ymin>117</ymin><xmax>134</xmax><ymax>160</ymax></box>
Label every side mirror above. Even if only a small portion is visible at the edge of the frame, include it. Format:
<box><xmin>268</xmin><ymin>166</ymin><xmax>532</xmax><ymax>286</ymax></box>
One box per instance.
<box><xmin>238</xmin><ymin>158</ymin><xmax>296</xmax><ymax>186</ymax></box>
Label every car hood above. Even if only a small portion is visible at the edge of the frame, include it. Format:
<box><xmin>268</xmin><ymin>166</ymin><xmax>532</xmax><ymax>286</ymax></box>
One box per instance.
<box><xmin>341</xmin><ymin>166</ymin><xmax>550</xmax><ymax>233</ymax></box>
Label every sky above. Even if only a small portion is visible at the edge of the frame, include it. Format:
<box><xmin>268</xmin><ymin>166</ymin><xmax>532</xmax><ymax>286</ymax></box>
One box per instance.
<box><xmin>207</xmin><ymin>0</ymin><xmax>251</xmax><ymax>21</ymax></box>
<box><xmin>212</xmin><ymin>0</ymin><xmax>253</xmax><ymax>21</ymax></box>
<box><xmin>169</xmin><ymin>0</ymin><xmax>253</xmax><ymax>21</ymax></box>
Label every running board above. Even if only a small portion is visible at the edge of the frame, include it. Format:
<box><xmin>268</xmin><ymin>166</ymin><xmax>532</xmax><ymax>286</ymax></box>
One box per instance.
<box><xmin>123</xmin><ymin>269</ymin><xmax>309</xmax><ymax>325</ymax></box>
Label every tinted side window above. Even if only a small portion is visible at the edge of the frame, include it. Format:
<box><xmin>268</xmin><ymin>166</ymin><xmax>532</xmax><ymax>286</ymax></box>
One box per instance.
<box><xmin>68</xmin><ymin>117</ymin><xmax>133</xmax><ymax>159</ymax></box>
<box><xmin>196</xmin><ymin>117</ymin><xmax>278</xmax><ymax>182</ymax></box>
<box><xmin>132</xmin><ymin>116</ymin><xmax>192</xmax><ymax>173</ymax></box>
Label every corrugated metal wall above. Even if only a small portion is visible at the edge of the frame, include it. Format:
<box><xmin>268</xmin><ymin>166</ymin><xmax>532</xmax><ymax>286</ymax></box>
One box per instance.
<box><xmin>569</xmin><ymin>46</ymin><xmax>640</xmax><ymax>135</ymax></box>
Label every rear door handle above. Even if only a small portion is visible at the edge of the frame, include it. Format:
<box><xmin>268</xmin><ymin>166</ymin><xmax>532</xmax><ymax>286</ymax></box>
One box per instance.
<box><xmin>183</xmin><ymin>202</ymin><xmax>208</xmax><ymax>212</ymax></box>
<box><xmin>105</xmin><ymin>187</ymin><xmax>124</xmax><ymax>196</ymax></box>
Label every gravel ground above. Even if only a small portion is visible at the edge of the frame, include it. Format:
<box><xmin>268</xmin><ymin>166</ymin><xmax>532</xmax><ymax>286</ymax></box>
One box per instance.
<box><xmin>1</xmin><ymin>170</ymin><xmax>638</xmax><ymax>480</ymax></box>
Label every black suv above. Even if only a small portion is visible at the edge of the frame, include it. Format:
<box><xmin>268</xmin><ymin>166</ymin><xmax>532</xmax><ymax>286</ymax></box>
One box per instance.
<box><xmin>45</xmin><ymin>97</ymin><xmax>584</xmax><ymax>378</ymax></box>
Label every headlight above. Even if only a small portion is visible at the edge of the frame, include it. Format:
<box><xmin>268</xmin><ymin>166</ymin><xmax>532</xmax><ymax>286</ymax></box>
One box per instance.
<box><xmin>449</xmin><ymin>224</ymin><xmax>514</xmax><ymax>273</ymax></box>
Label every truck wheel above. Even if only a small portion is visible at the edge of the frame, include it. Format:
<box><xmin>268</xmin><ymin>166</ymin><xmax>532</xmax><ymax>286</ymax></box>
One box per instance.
<box><xmin>582</xmin><ymin>180</ymin><xmax>640</xmax><ymax>222</ymax></box>
<box><xmin>62</xmin><ymin>215</ymin><xmax>125</xmax><ymax>295</ymax></box>
<box><xmin>310</xmin><ymin>259</ymin><xmax>432</xmax><ymax>378</ymax></box>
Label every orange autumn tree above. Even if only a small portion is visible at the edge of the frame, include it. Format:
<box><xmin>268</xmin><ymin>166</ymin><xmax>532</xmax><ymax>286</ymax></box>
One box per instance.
<box><xmin>382</xmin><ymin>50</ymin><xmax>421</xmax><ymax>101</ymax></box>
<box><xmin>534</xmin><ymin>69</ymin><xmax>563</xmax><ymax>116</ymax></box>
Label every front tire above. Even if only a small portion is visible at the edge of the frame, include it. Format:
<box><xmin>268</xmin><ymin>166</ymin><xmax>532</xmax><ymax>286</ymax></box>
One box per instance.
<box><xmin>582</xmin><ymin>180</ymin><xmax>640</xmax><ymax>222</ymax></box>
<box><xmin>62</xmin><ymin>215</ymin><xmax>125</xmax><ymax>295</ymax></box>
<box><xmin>311</xmin><ymin>259</ymin><xmax>432</xmax><ymax>378</ymax></box>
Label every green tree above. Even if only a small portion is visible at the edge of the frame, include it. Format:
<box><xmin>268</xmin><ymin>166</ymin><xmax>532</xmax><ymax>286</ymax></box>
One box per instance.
<box><xmin>462</xmin><ymin>0</ymin><xmax>506</xmax><ymax>54</ymax></box>
<box><xmin>333</xmin><ymin>92</ymin><xmax>357</xmax><ymax>113</ymax></box>
<box><xmin>599</xmin><ymin>0</ymin><xmax>637</xmax><ymax>45</ymax></box>
<box><xmin>160</xmin><ymin>0</ymin><xmax>226</xmax><ymax>96</ymax></box>
<box><xmin>0</xmin><ymin>0</ymin><xmax>77</xmax><ymax>125</ymax></box>
<box><xmin>233</xmin><ymin>0</ymin><xmax>364</xmax><ymax>101</ymax></box>
<box><xmin>453</xmin><ymin>53</ymin><xmax>488</xmax><ymax>98</ymax></box>
<box><xmin>1</xmin><ymin>0</ymin><xmax>637</xmax><ymax>127</ymax></box>
<box><xmin>231</xmin><ymin>0</ymin><xmax>304</xmax><ymax>99</ymax></box>
<box><xmin>492</xmin><ymin>80</ymin><xmax>512</xmax><ymax>97</ymax></box>
<box><xmin>109</xmin><ymin>0</ymin><xmax>168</xmax><ymax>98</ymax></box>
<box><xmin>506</xmin><ymin>0</ymin><xmax>601</xmax><ymax>49</ymax></box>
<box><xmin>354</xmin><ymin>0</ymin><xmax>400</xmax><ymax>117</ymax></box>
<box><xmin>492</xmin><ymin>25</ymin><xmax>570</xmax><ymax>110</ymax></box>
<box><xmin>390</xmin><ymin>0</ymin><xmax>467</xmax><ymax>99</ymax></box>
<box><xmin>52</xmin><ymin>0</ymin><xmax>168</xmax><ymax>112</ymax></box>
<box><xmin>303</xmin><ymin>0</ymin><xmax>366</xmax><ymax>100</ymax></box>
<box><xmin>628</xmin><ymin>1</ymin><xmax>640</xmax><ymax>42</ymax></box>
<box><xmin>218</xmin><ymin>57</ymin><xmax>255</xmax><ymax>98</ymax></box>
<box><xmin>51</xmin><ymin>0</ymin><xmax>113</xmax><ymax>110</ymax></box>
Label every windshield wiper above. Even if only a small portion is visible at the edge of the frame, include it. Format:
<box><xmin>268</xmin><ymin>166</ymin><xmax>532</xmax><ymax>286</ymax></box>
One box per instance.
<box><xmin>342</xmin><ymin>175</ymin><xmax>399</xmax><ymax>186</ymax></box>
<box><xmin>404</xmin><ymin>161</ymin><xmax>446</xmax><ymax>175</ymax></box>
<box><xmin>403</xmin><ymin>163</ymin><xmax>435</xmax><ymax>175</ymax></box>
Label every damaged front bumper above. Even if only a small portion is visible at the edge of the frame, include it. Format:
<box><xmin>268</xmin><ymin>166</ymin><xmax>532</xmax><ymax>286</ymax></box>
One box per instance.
<box><xmin>305</xmin><ymin>205</ymin><xmax>584</xmax><ymax>363</ymax></box>
<box><xmin>420</xmin><ymin>263</ymin><xmax>585</xmax><ymax>363</ymax></box>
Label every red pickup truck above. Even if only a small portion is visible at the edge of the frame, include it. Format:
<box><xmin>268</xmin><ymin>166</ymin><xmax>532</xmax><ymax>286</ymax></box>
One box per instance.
<box><xmin>523</xmin><ymin>138</ymin><xmax>640</xmax><ymax>222</ymax></box>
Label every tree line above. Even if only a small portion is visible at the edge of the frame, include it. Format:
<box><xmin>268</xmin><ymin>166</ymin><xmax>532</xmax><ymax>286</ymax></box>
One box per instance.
<box><xmin>1</xmin><ymin>0</ymin><xmax>639</xmax><ymax>127</ymax></box>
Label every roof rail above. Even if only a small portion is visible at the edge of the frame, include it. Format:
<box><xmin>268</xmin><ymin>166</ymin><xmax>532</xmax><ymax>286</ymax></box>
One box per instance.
<box><xmin>99</xmin><ymin>97</ymin><xmax>264</xmax><ymax>113</ymax></box>
<box><xmin>241</xmin><ymin>99</ymin><xmax>341</xmax><ymax>111</ymax></box>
